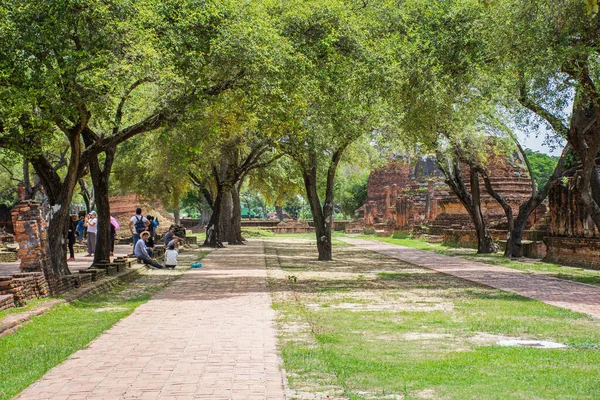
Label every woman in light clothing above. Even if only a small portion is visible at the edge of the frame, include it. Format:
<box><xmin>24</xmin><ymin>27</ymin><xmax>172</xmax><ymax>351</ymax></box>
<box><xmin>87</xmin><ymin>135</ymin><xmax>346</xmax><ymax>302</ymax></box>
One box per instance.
<box><xmin>85</xmin><ymin>211</ymin><xmax>98</xmax><ymax>257</ymax></box>
<box><xmin>164</xmin><ymin>238</ymin><xmax>183</xmax><ymax>269</ymax></box>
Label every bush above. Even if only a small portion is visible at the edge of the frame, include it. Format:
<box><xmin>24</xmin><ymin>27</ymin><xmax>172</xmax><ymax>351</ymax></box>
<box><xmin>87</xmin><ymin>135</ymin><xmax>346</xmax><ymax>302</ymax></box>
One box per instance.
<box><xmin>392</xmin><ymin>230</ymin><xmax>411</xmax><ymax>239</ymax></box>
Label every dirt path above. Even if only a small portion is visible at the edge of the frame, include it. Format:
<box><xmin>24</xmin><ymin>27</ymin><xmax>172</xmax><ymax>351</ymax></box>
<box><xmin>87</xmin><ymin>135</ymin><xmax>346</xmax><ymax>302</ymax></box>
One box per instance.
<box><xmin>16</xmin><ymin>240</ymin><xmax>286</xmax><ymax>400</ymax></box>
<box><xmin>343</xmin><ymin>238</ymin><xmax>600</xmax><ymax>320</ymax></box>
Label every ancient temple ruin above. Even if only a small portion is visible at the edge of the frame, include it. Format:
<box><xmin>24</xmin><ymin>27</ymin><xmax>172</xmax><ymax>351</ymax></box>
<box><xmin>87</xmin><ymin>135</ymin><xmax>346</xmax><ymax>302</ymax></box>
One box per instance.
<box><xmin>544</xmin><ymin>171</ymin><xmax>600</xmax><ymax>269</ymax></box>
<box><xmin>355</xmin><ymin>153</ymin><xmax>540</xmax><ymax>247</ymax></box>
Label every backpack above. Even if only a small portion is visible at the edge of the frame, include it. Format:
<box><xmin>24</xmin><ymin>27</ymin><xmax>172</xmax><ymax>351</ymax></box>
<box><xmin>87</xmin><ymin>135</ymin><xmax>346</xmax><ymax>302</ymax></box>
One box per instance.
<box><xmin>134</xmin><ymin>216</ymin><xmax>146</xmax><ymax>233</ymax></box>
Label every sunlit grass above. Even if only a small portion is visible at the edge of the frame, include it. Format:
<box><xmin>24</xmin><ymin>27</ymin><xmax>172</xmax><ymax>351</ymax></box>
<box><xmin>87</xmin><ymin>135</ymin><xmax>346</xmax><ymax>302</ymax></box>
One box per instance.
<box><xmin>358</xmin><ymin>234</ymin><xmax>600</xmax><ymax>288</ymax></box>
<box><xmin>0</xmin><ymin>276</ymin><xmax>178</xmax><ymax>400</ymax></box>
<box><xmin>268</xmin><ymin>240</ymin><xmax>600</xmax><ymax>399</ymax></box>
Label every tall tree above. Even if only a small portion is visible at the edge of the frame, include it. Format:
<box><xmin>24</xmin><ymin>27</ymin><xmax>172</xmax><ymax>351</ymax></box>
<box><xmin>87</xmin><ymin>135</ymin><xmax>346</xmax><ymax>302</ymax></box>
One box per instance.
<box><xmin>271</xmin><ymin>0</ymin><xmax>383</xmax><ymax>260</ymax></box>
<box><xmin>0</xmin><ymin>1</ymin><xmax>179</xmax><ymax>278</ymax></box>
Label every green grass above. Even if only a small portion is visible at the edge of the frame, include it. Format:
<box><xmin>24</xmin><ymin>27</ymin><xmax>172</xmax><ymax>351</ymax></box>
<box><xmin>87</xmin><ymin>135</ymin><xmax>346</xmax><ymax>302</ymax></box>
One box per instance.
<box><xmin>0</xmin><ymin>298</ymin><xmax>55</xmax><ymax>321</ymax></box>
<box><xmin>270</xmin><ymin>248</ymin><xmax>600</xmax><ymax>399</ymax></box>
<box><xmin>0</xmin><ymin>280</ymin><xmax>168</xmax><ymax>400</ymax></box>
<box><xmin>359</xmin><ymin>234</ymin><xmax>600</xmax><ymax>288</ymax></box>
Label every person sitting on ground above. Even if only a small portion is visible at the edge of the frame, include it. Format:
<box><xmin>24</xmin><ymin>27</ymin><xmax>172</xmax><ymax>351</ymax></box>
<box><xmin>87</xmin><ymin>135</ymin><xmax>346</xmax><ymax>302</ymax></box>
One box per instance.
<box><xmin>134</xmin><ymin>231</ymin><xmax>164</xmax><ymax>269</ymax></box>
<box><xmin>163</xmin><ymin>225</ymin><xmax>183</xmax><ymax>247</ymax></box>
<box><xmin>164</xmin><ymin>240</ymin><xmax>182</xmax><ymax>269</ymax></box>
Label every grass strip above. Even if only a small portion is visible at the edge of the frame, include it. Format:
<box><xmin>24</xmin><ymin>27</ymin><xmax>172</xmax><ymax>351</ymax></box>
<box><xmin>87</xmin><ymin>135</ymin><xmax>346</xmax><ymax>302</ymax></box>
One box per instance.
<box><xmin>360</xmin><ymin>234</ymin><xmax>600</xmax><ymax>288</ymax></box>
<box><xmin>0</xmin><ymin>276</ymin><xmax>172</xmax><ymax>400</ymax></box>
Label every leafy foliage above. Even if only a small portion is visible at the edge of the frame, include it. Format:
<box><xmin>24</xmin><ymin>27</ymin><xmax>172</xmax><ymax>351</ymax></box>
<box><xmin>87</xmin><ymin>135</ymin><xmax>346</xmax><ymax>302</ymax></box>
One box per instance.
<box><xmin>523</xmin><ymin>148</ymin><xmax>559</xmax><ymax>190</ymax></box>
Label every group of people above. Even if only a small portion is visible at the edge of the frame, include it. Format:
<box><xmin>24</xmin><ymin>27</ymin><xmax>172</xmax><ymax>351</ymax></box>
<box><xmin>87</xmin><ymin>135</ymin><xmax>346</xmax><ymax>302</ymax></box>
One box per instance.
<box><xmin>66</xmin><ymin>211</ymin><xmax>96</xmax><ymax>261</ymax></box>
<box><xmin>129</xmin><ymin>208</ymin><xmax>183</xmax><ymax>270</ymax></box>
<box><xmin>66</xmin><ymin>211</ymin><xmax>115</xmax><ymax>261</ymax></box>
<box><xmin>66</xmin><ymin>207</ymin><xmax>183</xmax><ymax>270</ymax></box>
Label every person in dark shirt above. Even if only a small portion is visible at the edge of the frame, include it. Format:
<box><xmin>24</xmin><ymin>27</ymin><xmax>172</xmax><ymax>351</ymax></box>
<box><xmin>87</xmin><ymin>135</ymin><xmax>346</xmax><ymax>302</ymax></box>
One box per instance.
<box><xmin>163</xmin><ymin>225</ymin><xmax>183</xmax><ymax>247</ymax></box>
<box><xmin>67</xmin><ymin>214</ymin><xmax>77</xmax><ymax>261</ymax></box>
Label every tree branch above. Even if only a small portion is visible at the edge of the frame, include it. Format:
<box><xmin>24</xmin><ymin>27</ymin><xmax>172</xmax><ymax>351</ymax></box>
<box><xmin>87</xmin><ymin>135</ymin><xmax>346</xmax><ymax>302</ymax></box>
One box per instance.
<box><xmin>113</xmin><ymin>78</ymin><xmax>154</xmax><ymax>135</ymax></box>
<box><xmin>518</xmin><ymin>83</ymin><xmax>569</xmax><ymax>137</ymax></box>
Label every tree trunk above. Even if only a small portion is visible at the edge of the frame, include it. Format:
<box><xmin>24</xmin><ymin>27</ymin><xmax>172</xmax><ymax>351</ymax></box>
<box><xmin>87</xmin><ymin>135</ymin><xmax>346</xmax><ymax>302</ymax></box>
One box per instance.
<box><xmin>504</xmin><ymin>144</ymin><xmax>569</xmax><ymax>258</ymax></box>
<box><xmin>88</xmin><ymin>150</ymin><xmax>115</xmax><ymax>264</ymax></box>
<box><xmin>275</xmin><ymin>205</ymin><xmax>283</xmax><ymax>222</ymax></box>
<box><xmin>173</xmin><ymin>186</ymin><xmax>181</xmax><ymax>225</ymax></box>
<box><xmin>436</xmin><ymin>154</ymin><xmax>496</xmax><ymax>254</ymax></box>
<box><xmin>29</xmin><ymin>132</ymin><xmax>83</xmax><ymax>279</ymax></box>
<box><xmin>469</xmin><ymin>167</ymin><xmax>497</xmax><ymax>254</ymax></box>
<box><xmin>204</xmin><ymin>189</ymin><xmax>224</xmax><ymax>247</ymax></box>
<box><xmin>567</xmin><ymin>93</ymin><xmax>600</xmax><ymax>232</ymax></box>
<box><xmin>218</xmin><ymin>190</ymin><xmax>233</xmax><ymax>242</ymax></box>
<box><xmin>23</xmin><ymin>159</ymin><xmax>34</xmax><ymax>200</ymax></box>
<box><xmin>46</xmin><ymin>202</ymin><xmax>73</xmax><ymax>278</ymax></box>
<box><xmin>303</xmin><ymin>168</ymin><xmax>332</xmax><ymax>261</ymax></box>
<box><xmin>228</xmin><ymin>186</ymin><xmax>245</xmax><ymax>244</ymax></box>
<box><xmin>79</xmin><ymin>179</ymin><xmax>94</xmax><ymax>213</ymax></box>
<box><xmin>507</xmin><ymin>207</ymin><xmax>530</xmax><ymax>257</ymax></box>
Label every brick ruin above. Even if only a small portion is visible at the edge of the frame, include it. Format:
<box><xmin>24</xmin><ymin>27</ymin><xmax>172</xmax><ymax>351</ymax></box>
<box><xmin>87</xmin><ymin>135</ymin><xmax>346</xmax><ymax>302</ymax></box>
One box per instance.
<box><xmin>354</xmin><ymin>154</ymin><xmax>544</xmax><ymax>251</ymax></box>
<box><xmin>543</xmin><ymin>171</ymin><xmax>600</xmax><ymax>269</ymax></box>
<box><xmin>0</xmin><ymin>199</ymin><xmax>139</xmax><ymax>312</ymax></box>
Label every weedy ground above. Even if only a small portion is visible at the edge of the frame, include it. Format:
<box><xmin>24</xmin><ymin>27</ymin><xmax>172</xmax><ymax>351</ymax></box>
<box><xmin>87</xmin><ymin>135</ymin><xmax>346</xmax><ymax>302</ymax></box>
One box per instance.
<box><xmin>265</xmin><ymin>237</ymin><xmax>600</xmax><ymax>400</ymax></box>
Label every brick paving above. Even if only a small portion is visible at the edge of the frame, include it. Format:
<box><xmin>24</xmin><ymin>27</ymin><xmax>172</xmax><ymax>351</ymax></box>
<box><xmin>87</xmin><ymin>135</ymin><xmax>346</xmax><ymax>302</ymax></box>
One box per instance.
<box><xmin>343</xmin><ymin>238</ymin><xmax>600</xmax><ymax>320</ymax></box>
<box><xmin>16</xmin><ymin>240</ymin><xmax>286</xmax><ymax>400</ymax></box>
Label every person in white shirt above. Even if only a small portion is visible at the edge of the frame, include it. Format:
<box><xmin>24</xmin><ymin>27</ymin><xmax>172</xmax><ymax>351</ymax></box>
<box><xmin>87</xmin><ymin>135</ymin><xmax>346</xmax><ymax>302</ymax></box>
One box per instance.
<box><xmin>164</xmin><ymin>243</ymin><xmax>179</xmax><ymax>269</ymax></box>
<box><xmin>84</xmin><ymin>211</ymin><xmax>97</xmax><ymax>257</ymax></box>
<box><xmin>129</xmin><ymin>207</ymin><xmax>149</xmax><ymax>245</ymax></box>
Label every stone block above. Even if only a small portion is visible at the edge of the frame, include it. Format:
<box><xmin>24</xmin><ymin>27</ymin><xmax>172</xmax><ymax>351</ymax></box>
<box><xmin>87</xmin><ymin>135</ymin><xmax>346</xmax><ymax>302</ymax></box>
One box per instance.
<box><xmin>543</xmin><ymin>237</ymin><xmax>600</xmax><ymax>269</ymax></box>
<box><xmin>0</xmin><ymin>294</ymin><xmax>15</xmax><ymax>311</ymax></box>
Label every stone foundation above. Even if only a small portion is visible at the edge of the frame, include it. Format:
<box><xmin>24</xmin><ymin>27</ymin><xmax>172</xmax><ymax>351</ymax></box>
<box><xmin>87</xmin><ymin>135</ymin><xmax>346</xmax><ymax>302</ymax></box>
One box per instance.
<box><xmin>0</xmin><ymin>294</ymin><xmax>15</xmax><ymax>312</ymax></box>
<box><xmin>273</xmin><ymin>221</ymin><xmax>315</xmax><ymax>234</ymax></box>
<box><xmin>0</xmin><ymin>272</ymin><xmax>49</xmax><ymax>307</ymax></box>
<box><xmin>543</xmin><ymin>237</ymin><xmax>600</xmax><ymax>269</ymax></box>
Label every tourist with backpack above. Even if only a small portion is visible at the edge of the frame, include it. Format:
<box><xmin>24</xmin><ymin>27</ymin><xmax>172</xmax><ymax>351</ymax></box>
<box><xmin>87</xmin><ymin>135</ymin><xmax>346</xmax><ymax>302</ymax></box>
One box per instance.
<box><xmin>129</xmin><ymin>208</ymin><xmax>149</xmax><ymax>245</ymax></box>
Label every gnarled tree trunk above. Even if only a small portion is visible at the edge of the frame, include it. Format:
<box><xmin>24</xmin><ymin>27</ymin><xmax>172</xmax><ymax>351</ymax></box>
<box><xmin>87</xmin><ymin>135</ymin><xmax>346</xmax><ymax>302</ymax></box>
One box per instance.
<box><xmin>436</xmin><ymin>153</ymin><xmax>496</xmax><ymax>254</ymax></box>
<box><xmin>228</xmin><ymin>185</ymin><xmax>245</xmax><ymax>244</ymax></box>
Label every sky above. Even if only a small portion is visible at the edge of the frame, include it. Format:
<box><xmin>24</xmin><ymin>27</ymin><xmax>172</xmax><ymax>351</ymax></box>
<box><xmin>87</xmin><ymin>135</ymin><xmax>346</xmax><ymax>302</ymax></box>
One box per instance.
<box><xmin>518</xmin><ymin>129</ymin><xmax>564</xmax><ymax>156</ymax></box>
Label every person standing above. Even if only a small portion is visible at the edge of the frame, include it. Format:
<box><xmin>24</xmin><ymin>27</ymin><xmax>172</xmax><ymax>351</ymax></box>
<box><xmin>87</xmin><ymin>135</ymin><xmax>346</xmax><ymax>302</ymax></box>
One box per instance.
<box><xmin>85</xmin><ymin>211</ymin><xmax>97</xmax><ymax>257</ymax></box>
<box><xmin>67</xmin><ymin>214</ymin><xmax>77</xmax><ymax>261</ymax></box>
<box><xmin>76</xmin><ymin>213</ymin><xmax>86</xmax><ymax>244</ymax></box>
<box><xmin>129</xmin><ymin>207</ymin><xmax>149</xmax><ymax>245</ymax></box>
<box><xmin>134</xmin><ymin>231</ymin><xmax>164</xmax><ymax>269</ymax></box>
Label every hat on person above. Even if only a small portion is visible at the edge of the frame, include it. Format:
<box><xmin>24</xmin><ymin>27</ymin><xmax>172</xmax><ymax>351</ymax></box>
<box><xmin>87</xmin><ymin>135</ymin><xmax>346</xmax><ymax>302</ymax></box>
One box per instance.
<box><xmin>90</xmin><ymin>211</ymin><xmax>97</xmax><ymax>216</ymax></box>
<box><xmin>140</xmin><ymin>231</ymin><xmax>150</xmax><ymax>237</ymax></box>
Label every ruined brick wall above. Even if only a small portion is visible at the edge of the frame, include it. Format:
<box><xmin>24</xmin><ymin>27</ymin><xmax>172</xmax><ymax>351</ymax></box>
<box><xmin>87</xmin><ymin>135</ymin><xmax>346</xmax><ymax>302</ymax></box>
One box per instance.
<box><xmin>363</xmin><ymin>157</ymin><xmax>446</xmax><ymax>226</ymax></box>
<box><xmin>547</xmin><ymin>174</ymin><xmax>598</xmax><ymax>238</ymax></box>
<box><xmin>543</xmin><ymin>172</ymin><xmax>600</xmax><ymax>268</ymax></box>
<box><xmin>361</xmin><ymin>151</ymin><xmax>538</xmax><ymax>234</ymax></box>
<box><xmin>11</xmin><ymin>201</ymin><xmax>50</xmax><ymax>273</ymax></box>
<box><xmin>365</xmin><ymin>162</ymin><xmax>411</xmax><ymax>215</ymax></box>
<box><xmin>432</xmin><ymin>152</ymin><xmax>535</xmax><ymax>233</ymax></box>
<box><xmin>109</xmin><ymin>194</ymin><xmax>175</xmax><ymax>238</ymax></box>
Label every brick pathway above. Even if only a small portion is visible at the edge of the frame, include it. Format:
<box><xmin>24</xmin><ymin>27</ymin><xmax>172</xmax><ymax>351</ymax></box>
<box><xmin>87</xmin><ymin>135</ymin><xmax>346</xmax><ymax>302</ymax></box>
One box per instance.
<box><xmin>343</xmin><ymin>238</ymin><xmax>600</xmax><ymax>320</ymax></box>
<box><xmin>17</xmin><ymin>240</ymin><xmax>286</xmax><ymax>400</ymax></box>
